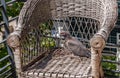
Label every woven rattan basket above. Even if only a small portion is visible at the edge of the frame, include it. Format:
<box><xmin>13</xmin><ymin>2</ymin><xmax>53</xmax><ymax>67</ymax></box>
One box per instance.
<box><xmin>7</xmin><ymin>0</ymin><xmax>118</xmax><ymax>78</ymax></box>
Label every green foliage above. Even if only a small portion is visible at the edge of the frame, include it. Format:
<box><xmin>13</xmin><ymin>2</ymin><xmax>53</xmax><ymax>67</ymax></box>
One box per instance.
<box><xmin>7</xmin><ymin>2</ymin><xmax>24</xmax><ymax>17</ymax></box>
<box><xmin>0</xmin><ymin>44</ymin><xmax>7</xmax><ymax>59</ymax></box>
<box><xmin>39</xmin><ymin>22</ymin><xmax>56</xmax><ymax>48</ymax></box>
<box><xmin>0</xmin><ymin>1</ymin><xmax>24</xmax><ymax>22</ymax></box>
<box><xmin>102</xmin><ymin>55</ymin><xmax>118</xmax><ymax>76</ymax></box>
<box><xmin>41</xmin><ymin>37</ymin><xmax>55</xmax><ymax>48</ymax></box>
<box><xmin>39</xmin><ymin>21</ymin><xmax>53</xmax><ymax>35</ymax></box>
<box><xmin>0</xmin><ymin>44</ymin><xmax>10</xmax><ymax>75</ymax></box>
<box><xmin>102</xmin><ymin>55</ymin><xmax>116</xmax><ymax>69</ymax></box>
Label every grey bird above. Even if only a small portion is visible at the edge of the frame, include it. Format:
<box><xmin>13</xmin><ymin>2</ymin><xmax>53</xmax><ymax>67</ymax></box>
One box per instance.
<box><xmin>60</xmin><ymin>31</ymin><xmax>91</xmax><ymax>58</ymax></box>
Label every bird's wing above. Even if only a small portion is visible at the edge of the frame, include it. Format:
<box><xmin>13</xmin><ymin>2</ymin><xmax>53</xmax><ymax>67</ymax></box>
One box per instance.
<box><xmin>66</xmin><ymin>39</ymin><xmax>80</xmax><ymax>51</ymax></box>
<box><xmin>72</xmin><ymin>37</ymin><xmax>87</xmax><ymax>49</ymax></box>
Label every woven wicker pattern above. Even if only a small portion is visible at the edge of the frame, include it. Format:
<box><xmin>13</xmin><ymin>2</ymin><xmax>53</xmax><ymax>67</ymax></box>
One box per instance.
<box><xmin>22</xmin><ymin>49</ymin><xmax>91</xmax><ymax>78</ymax></box>
<box><xmin>50</xmin><ymin>0</ymin><xmax>104</xmax><ymax>20</ymax></box>
<box><xmin>7</xmin><ymin>0</ymin><xmax>118</xmax><ymax>78</ymax></box>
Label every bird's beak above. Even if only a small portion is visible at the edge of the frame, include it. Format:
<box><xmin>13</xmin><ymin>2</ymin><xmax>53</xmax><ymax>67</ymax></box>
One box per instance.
<box><xmin>60</xmin><ymin>32</ymin><xmax>65</xmax><ymax>36</ymax></box>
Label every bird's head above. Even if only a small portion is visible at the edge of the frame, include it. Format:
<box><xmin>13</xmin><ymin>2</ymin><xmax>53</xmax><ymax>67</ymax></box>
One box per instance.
<box><xmin>60</xmin><ymin>31</ymin><xmax>71</xmax><ymax>39</ymax></box>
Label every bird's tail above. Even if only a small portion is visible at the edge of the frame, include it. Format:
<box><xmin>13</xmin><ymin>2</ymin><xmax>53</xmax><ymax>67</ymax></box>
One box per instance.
<box><xmin>85</xmin><ymin>50</ymin><xmax>91</xmax><ymax>58</ymax></box>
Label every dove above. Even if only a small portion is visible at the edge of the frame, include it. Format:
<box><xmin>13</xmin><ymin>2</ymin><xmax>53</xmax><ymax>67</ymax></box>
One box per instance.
<box><xmin>60</xmin><ymin>31</ymin><xmax>91</xmax><ymax>58</ymax></box>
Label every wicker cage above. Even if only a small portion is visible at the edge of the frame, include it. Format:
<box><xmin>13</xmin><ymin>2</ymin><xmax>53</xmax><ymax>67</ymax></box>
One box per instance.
<box><xmin>7</xmin><ymin>0</ymin><xmax>118</xmax><ymax>78</ymax></box>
